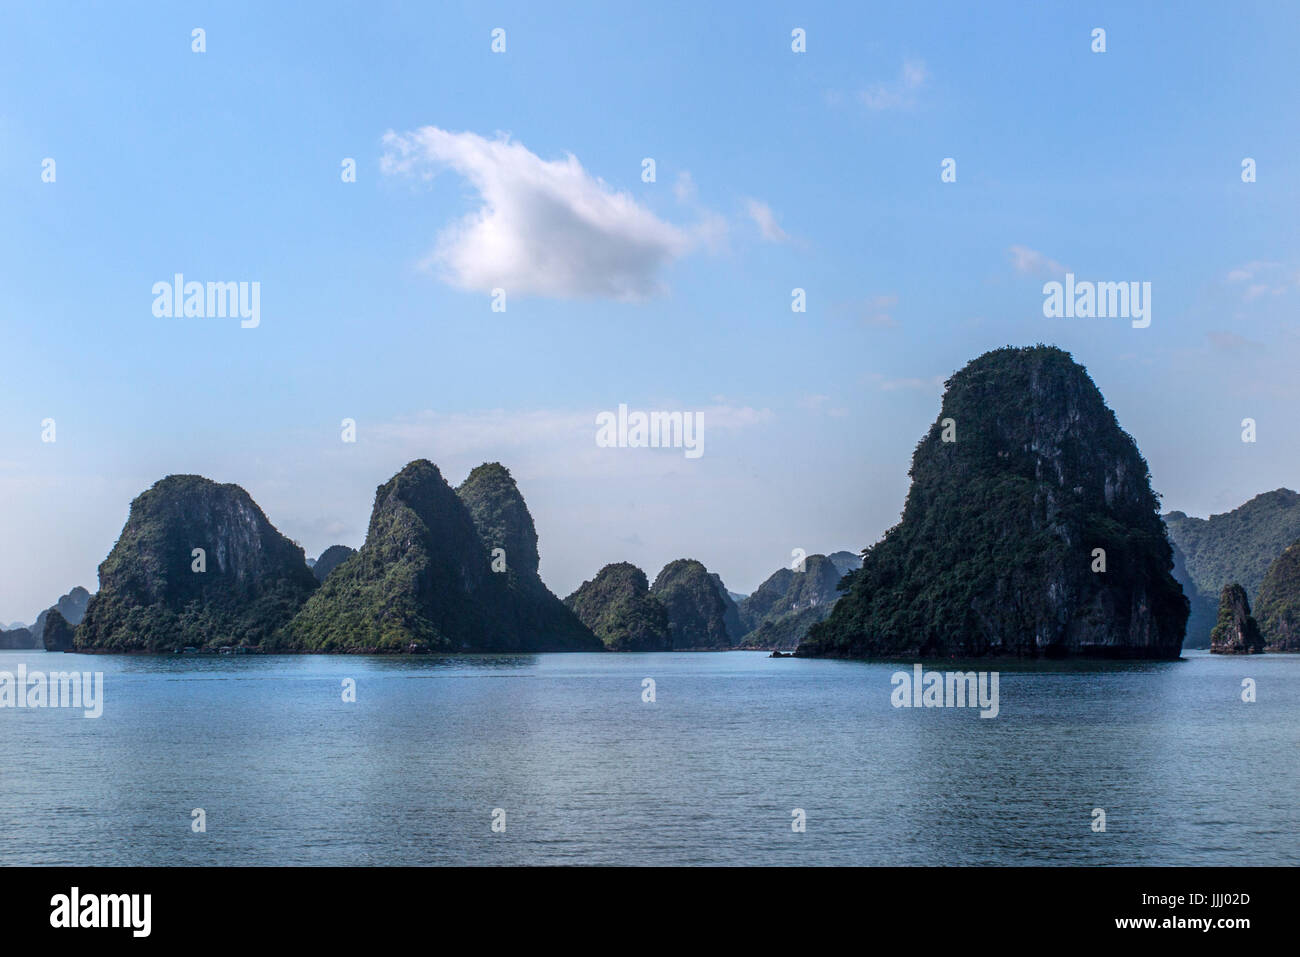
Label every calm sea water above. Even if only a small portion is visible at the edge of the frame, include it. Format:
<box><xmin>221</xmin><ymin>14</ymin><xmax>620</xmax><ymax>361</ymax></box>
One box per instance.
<box><xmin>0</xmin><ymin>649</ymin><xmax>1294</xmax><ymax>866</ymax></box>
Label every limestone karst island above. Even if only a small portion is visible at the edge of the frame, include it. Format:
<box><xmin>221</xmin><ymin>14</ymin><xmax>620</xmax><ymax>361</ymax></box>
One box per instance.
<box><xmin>7</xmin><ymin>347</ymin><xmax>1296</xmax><ymax>659</ymax></box>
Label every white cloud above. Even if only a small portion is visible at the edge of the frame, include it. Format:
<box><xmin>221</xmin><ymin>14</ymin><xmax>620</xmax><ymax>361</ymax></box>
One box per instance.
<box><xmin>1008</xmin><ymin>244</ymin><xmax>1066</xmax><ymax>277</ymax></box>
<box><xmin>859</xmin><ymin>59</ymin><xmax>928</xmax><ymax>110</ymax></box>
<box><xmin>744</xmin><ymin>198</ymin><xmax>790</xmax><ymax>243</ymax></box>
<box><xmin>381</xmin><ymin>127</ymin><xmax>707</xmax><ymax>301</ymax></box>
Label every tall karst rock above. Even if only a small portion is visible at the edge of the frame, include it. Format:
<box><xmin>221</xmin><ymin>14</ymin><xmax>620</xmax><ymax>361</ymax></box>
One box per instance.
<box><xmin>649</xmin><ymin>559</ymin><xmax>733</xmax><ymax>650</ymax></box>
<box><xmin>455</xmin><ymin>463</ymin><xmax>600</xmax><ymax>651</ymax></box>
<box><xmin>564</xmin><ymin>562</ymin><xmax>672</xmax><ymax>651</ymax></box>
<box><xmin>797</xmin><ymin>345</ymin><xmax>1188</xmax><ymax>659</ymax></box>
<box><xmin>42</xmin><ymin>609</ymin><xmax>76</xmax><ymax>652</ymax></box>
<box><xmin>284</xmin><ymin>460</ymin><xmax>599</xmax><ymax>652</ymax></box>
<box><xmin>76</xmin><ymin>475</ymin><xmax>318</xmax><ymax>651</ymax></box>
<box><xmin>1208</xmin><ymin>584</ymin><xmax>1265</xmax><ymax>654</ymax></box>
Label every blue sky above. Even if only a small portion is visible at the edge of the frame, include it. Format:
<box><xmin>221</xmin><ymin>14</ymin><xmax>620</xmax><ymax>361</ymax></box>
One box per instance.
<box><xmin>3</xmin><ymin>1</ymin><xmax>1299</xmax><ymax>624</ymax></box>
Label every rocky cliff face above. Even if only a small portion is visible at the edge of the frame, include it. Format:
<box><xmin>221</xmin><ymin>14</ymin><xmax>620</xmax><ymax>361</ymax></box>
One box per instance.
<box><xmin>737</xmin><ymin>554</ymin><xmax>851</xmax><ymax>650</ymax></box>
<box><xmin>1208</xmin><ymin>584</ymin><xmax>1265</xmax><ymax>654</ymax></box>
<box><xmin>42</xmin><ymin>609</ymin><xmax>76</xmax><ymax>652</ymax></box>
<box><xmin>650</xmin><ymin>559</ymin><xmax>732</xmax><ymax>649</ymax></box>
<box><xmin>564</xmin><ymin>562</ymin><xmax>672</xmax><ymax>651</ymax></box>
<box><xmin>798</xmin><ymin>345</ymin><xmax>1188</xmax><ymax>659</ymax></box>
<box><xmin>709</xmin><ymin>572</ymin><xmax>745</xmax><ymax>643</ymax></box>
<box><xmin>1164</xmin><ymin>489</ymin><xmax>1300</xmax><ymax>647</ymax></box>
<box><xmin>284</xmin><ymin>460</ymin><xmax>599</xmax><ymax>652</ymax></box>
<box><xmin>76</xmin><ymin>475</ymin><xmax>318</xmax><ymax>651</ymax></box>
<box><xmin>455</xmin><ymin>463</ymin><xmax>600</xmax><ymax>651</ymax></box>
<box><xmin>1256</xmin><ymin>542</ymin><xmax>1300</xmax><ymax>651</ymax></box>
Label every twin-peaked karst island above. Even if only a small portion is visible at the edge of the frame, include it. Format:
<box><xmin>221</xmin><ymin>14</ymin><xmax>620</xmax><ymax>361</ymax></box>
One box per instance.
<box><xmin>16</xmin><ymin>346</ymin><xmax>1298</xmax><ymax>658</ymax></box>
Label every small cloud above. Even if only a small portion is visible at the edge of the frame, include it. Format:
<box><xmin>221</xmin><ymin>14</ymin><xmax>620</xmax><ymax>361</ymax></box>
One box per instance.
<box><xmin>859</xmin><ymin>59</ymin><xmax>928</xmax><ymax>111</ymax></box>
<box><xmin>798</xmin><ymin>394</ymin><xmax>831</xmax><ymax>410</ymax></box>
<box><xmin>744</xmin><ymin>198</ymin><xmax>790</xmax><ymax>243</ymax></box>
<box><xmin>380</xmin><ymin>127</ymin><xmax>715</xmax><ymax>301</ymax></box>
<box><xmin>1008</xmin><ymin>245</ymin><xmax>1065</xmax><ymax>277</ymax></box>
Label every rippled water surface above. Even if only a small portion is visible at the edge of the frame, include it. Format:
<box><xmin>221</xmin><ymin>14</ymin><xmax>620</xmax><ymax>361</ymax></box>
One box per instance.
<box><xmin>0</xmin><ymin>649</ymin><xmax>1294</xmax><ymax>865</ymax></box>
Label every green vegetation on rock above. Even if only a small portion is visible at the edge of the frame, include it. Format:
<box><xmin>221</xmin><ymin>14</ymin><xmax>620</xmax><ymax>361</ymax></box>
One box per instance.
<box><xmin>283</xmin><ymin>460</ymin><xmax>599</xmax><ymax>652</ymax></box>
<box><xmin>797</xmin><ymin>345</ymin><xmax>1187</xmax><ymax>659</ymax></box>
<box><xmin>76</xmin><ymin>475</ymin><xmax>318</xmax><ymax>652</ymax></box>
<box><xmin>455</xmin><ymin>463</ymin><xmax>600</xmax><ymax>651</ymax></box>
<box><xmin>1255</xmin><ymin>542</ymin><xmax>1300</xmax><ymax>651</ymax></box>
<box><xmin>650</xmin><ymin>559</ymin><xmax>732</xmax><ymax>649</ymax></box>
<box><xmin>564</xmin><ymin>562</ymin><xmax>671</xmax><ymax>650</ymax></box>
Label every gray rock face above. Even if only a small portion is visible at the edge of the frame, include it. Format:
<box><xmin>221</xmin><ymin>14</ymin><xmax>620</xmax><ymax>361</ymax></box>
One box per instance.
<box><xmin>76</xmin><ymin>475</ymin><xmax>318</xmax><ymax>651</ymax></box>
